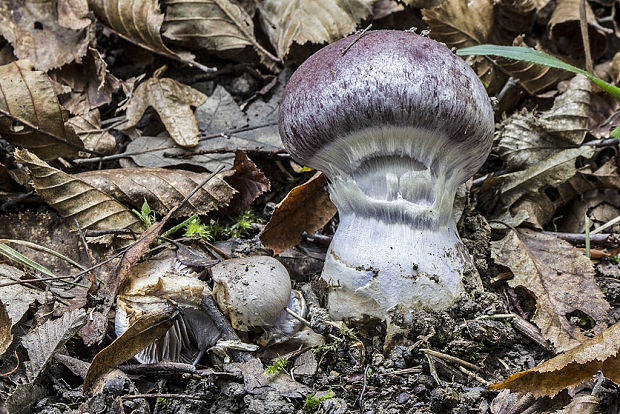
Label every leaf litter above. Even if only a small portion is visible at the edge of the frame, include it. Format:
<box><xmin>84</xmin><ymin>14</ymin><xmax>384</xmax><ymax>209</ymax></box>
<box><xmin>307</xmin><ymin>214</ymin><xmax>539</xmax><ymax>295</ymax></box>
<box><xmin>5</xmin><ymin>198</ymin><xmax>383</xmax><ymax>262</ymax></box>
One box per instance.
<box><xmin>0</xmin><ymin>0</ymin><xmax>619</xmax><ymax>413</ymax></box>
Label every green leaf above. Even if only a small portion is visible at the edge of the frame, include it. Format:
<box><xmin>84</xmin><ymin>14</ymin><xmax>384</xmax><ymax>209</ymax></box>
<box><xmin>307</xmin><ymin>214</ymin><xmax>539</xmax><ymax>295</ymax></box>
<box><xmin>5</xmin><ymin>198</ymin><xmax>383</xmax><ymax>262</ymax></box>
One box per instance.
<box><xmin>0</xmin><ymin>243</ymin><xmax>56</xmax><ymax>277</ymax></box>
<box><xmin>611</xmin><ymin>125</ymin><xmax>620</xmax><ymax>139</ymax></box>
<box><xmin>457</xmin><ymin>45</ymin><xmax>620</xmax><ymax>101</ymax></box>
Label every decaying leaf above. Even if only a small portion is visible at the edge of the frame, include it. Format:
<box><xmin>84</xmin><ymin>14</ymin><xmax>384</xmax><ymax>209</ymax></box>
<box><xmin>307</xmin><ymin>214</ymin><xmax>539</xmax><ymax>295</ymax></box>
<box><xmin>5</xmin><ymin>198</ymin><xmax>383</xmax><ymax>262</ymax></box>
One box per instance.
<box><xmin>549</xmin><ymin>0</ymin><xmax>607</xmax><ymax>60</ymax></box>
<box><xmin>0</xmin><ymin>300</ymin><xmax>11</xmax><ymax>356</ymax></box>
<box><xmin>83</xmin><ymin>305</ymin><xmax>178</xmax><ymax>394</ymax></box>
<box><xmin>0</xmin><ymin>61</ymin><xmax>84</xmax><ymax>161</ymax></box>
<box><xmin>230</xmin><ymin>357</ymin><xmax>311</xmax><ymax>398</ymax></box>
<box><xmin>371</xmin><ymin>0</ymin><xmax>404</xmax><ymax>19</ymax></box>
<box><xmin>22</xmin><ymin>308</ymin><xmax>87</xmax><ymax>381</ymax></box>
<box><xmin>422</xmin><ymin>0</ymin><xmax>494</xmax><ymax>48</ymax></box>
<box><xmin>487</xmin><ymin>146</ymin><xmax>595</xmax><ymax>213</ymax></box>
<box><xmin>0</xmin><ymin>264</ymin><xmax>45</xmax><ymax>326</ymax></box>
<box><xmin>124</xmin><ymin>73</ymin><xmax>207</xmax><ymax>147</ymax></box>
<box><xmin>491</xmin><ymin>0</ymin><xmax>536</xmax><ymax>45</ymax></box>
<box><xmin>76</xmin><ymin>167</ymin><xmax>236</xmax><ymax>217</ymax></box>
<box><xmin>162</xmin><ymin>0</ymin><xmax>279</xmax><ymax>70</ymax></box>
<box><xmin>490</xmin><ymin>321</ymin><xmax>620</xmax><ymax>397</ymax></box>
<box><xmin>497</xmin><ymin>75</ymin><xmax>591</xmax><ymax>169</ymax></box>
<box><xmin>258</xmin><ymin>0</ymin><xmax>374</xmax><ymax>59</ymax></box>
<box><xmin>58</xmin><ymin>0</ymin><xmax>92</xmax><ymax>30</ymax></box>
<box><xmin>261</xmin><ymin>172</ymin><xmax>337</xmax><ymax>255</ymax></box>
<box><xmin>55</xmin><ymin>48</ymin><xmax>121</xmax><ymax>115</ymax></box>
<box><xmin>491</xmin><ymin>229</ymin><xmax>610</xmax><ymax>352</ymax></box>
<box><xmin>399</xmin><ymin>0</ymin><xmax>446</xmax><ymax>8</ymax></box>
<box><xmin>14</xmin><ymin>149</ymin><xmax>143</xmax><ymax>233</ymax></box>
<box><xmin>225</xmin><ymin>151</ymin><xmax>271</xmax><ymax>214</ymax></box>
<box><xmin>67</xmin><ymin>110</ymin><xmax>117</xmax><ymax>155</ymax></box>
<box><xmin>0</xmin><ymin>0</ymin><xmax>92</xmax><ymax>71</ymax></box>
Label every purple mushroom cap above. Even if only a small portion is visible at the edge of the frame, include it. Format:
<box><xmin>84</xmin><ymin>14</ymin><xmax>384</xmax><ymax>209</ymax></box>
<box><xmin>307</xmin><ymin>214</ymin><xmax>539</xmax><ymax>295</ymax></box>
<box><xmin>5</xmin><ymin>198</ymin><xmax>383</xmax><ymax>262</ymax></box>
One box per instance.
<box><xmin>278</xmin><ymin>30</ymin><xmax>493</xmax><ymax>182</ymax></box>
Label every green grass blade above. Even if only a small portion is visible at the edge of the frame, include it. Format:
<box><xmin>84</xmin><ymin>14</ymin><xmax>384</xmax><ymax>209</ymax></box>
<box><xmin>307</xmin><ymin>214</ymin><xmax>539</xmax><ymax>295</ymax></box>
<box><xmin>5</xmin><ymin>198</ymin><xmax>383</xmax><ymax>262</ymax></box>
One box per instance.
<box><xmin>457</xmin><ymin>45</ymin><xmax>620</xmax><ymax>101</ymax></box>
<box><xmin>0</xmin><ymin>243</ymin><xmax>56</xmax><ymax>277</ymax></box>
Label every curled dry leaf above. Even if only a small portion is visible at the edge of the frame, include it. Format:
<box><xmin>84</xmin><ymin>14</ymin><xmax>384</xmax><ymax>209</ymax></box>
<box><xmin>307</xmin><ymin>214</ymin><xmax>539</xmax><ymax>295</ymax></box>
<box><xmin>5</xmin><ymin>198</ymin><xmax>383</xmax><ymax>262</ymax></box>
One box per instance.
<box><xmin>124</xmin><ymin>75</ymin><xmax>207</xmax><ymax>147</ymax></box>
<box><xmin>57</xmin><ymin>0</ymin><xmax>92</xmax><ymax>30</ymax></box>
<box><xmin>225</xmin><ymin>151</ymin><xmax>271</xmax><ymax>214</ymax></box>
<box><xmin>549</xmin><ymin>0</ymin><xmax>607</xmax><ymax>60</ymax></box>
<box><xmin>491</xmin><ymin>0</ymin><xmax>536</xmax><ymax>45</ymax></box>
<box><xmin>21</xmin><ymin>308</ymin><xmax>87</xmax><ymax>382</ymax></box>
<box><xmin>258</xmin><ymin>0</ymin><xmax>374</xmax><ymax>60</ymax></box>
<box><xmin>76</xmin><ymin>167</ymin><xmax>236</xmax><ymax>217</ymax></box>
<box><xmin>0</xmin><ymin>0</ymin><xmax>92</xmax><ymax>71</ymax></box>
<box><xmin>162</xmin><ymin>0</ymin><xmax>279</xmax><ymax>70</ymax></box>
<box><xmin>14</xmin><ymin>149</ymin><xmax>143</xmax><ymax>233</ymax></box>
<box><xmin>84</xmin><ymin>305</ymin><xmax>179</xmax><ymax>394</ymax></box>
<box><xmin>0</xmin><ymin>61</ymin><xmax>84</xmax><ymax>161</ymax></box>
<box><xmin>491</xmin><ymin>229</ymin><xmax>610</xmax><ymax>352</ymax></box>
<box><xmin>497</xmin><ymin>75</ymin><xmax>591</xmax><ymax>169</ymax></box>
<box><xmin>260</xmin><ymin>172</ymin><xmax>337</xmax><ymax>255</ymax></box>
<box><xmin>490</xmin><ymin>321</ymin><xmax>620</xmax><ymax>397</ymax></box>
<box><xmin>422</xmin><ymin>0</ymin><xmax>494</xmax><ymax>48</ymax></box>
<box><xmin>0</xmin><ymin>300</ymin><xmax>11</xmax><ymax>356</ymax></box>
<box><xmin>67</xmin><ymin>110</ymin><xmax>117</xmax><ymax>155</ymax></box>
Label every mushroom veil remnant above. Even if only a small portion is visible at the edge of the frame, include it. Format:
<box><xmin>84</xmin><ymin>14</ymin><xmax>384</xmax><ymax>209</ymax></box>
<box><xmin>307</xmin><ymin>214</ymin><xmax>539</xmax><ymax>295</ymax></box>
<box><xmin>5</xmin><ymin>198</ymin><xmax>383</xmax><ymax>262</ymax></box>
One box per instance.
<box><xmin>278</xmin><ymin>30</ymin><xmax>494</xmax><ymax>321</ymax></box>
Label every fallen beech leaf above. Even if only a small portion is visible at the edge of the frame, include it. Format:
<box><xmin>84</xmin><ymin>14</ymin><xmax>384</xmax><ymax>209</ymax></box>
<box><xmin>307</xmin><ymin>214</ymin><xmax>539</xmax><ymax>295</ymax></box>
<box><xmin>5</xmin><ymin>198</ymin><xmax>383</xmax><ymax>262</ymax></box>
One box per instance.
<box><xmin>422</xmin><ymin>0</ymin><xmax>494</xmax><ymax>48</ymax></box>
<box><xmin>14</xmin><ymin>149</ymin><xmax>143</xmax><ymax>233</ymax></box>
<box><xmin>58</xmin><ymin>0</ymin><xmax>92</xmax><ymax>30</ymax></box>
<box><xmin>76</xmin><ymin>167</ymin><xmax>236</xmax><ymax>217</ymax></box>
<box><xmin>162</xmin><ymin>0</ymin><xmax>279</xmax><ymax>70</ymax></box>
<box><xmin>549</xmin><ymin>0</ymin><xmax>607</xmax><ymax>60</ymax></box>
<box><xmin>67</xmin><ymin>110</ymin><xmax>117</xmax><ymax>155</ymax></box>
<box><xmin>83</xmin><ymin>306</ymin><xmax>178</xmax><ymax>394</ymax></box>
<box><xmin>497</xmin><ymin>75</ymin><xmax>591</xmax><ymax>169</ymax></box>
<box><xmin>490</xmin><ymin>321</ymin><xmax>620</xmax><ymax>397</ymax></box>
<box><xmin>225</xmin><ymin>151</ymin><xmax>271</xmax><ymax>214</ymax></box>
<box><xmin>0</xmin><ymin>300</ymin><xmax>11</xmax><ymax>356</ymax></box>
<box><xmin>490</xmin><ymin>0</ymin><xmax>536</xmax><ymax>45</ymax></box>
<box><xmin>258</xmin><ymin>0</ymin><xmax>374</xmax><ymax>59</ymax></box>
<box><xmin>124</xmin><ymin>74</ymin><xmax>207</xmax><ymax>147</ymax></box>
<box><xmin>491</xmin><ymin>229</ymin><xmax>610</xmax><ymax>352</ymax></box>
<box><xmin>0</xmin><ymin>61</ymin><xmax>84</xmax><ymax>161</ymax></box>
<box><xmin>260</xmin><ymin>172</ymin><xmax>337</xmax><ymax>255</ymax></box>
<box><xmin>0</xmin><ymin>0</ymin><xmax>92</xmax><ymax>70</ymax></box>
<box><xmin>22</xmin><ymin>309</ymin><xmax>87</xmax><ymax>382</ymax></box>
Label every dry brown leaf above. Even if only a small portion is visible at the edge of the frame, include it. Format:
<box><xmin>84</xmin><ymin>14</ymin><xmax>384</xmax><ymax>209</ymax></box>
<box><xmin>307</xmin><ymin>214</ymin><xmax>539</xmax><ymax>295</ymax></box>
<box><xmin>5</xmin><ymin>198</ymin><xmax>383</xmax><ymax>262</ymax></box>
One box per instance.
<box><xmin>549</xmin><ymin>0</ymin><xmax>607</xmax><ymax>60</ymax></box>
<box><xmin>0</xmin><ymin>0</ymin><xmax>92</xmax><ymax>71</ymax></box>
<box><xmin>76</xmin><ymin>167</ymin><xmax>236</xmax><ymax>217</ymax></box>
<box><xmin>58</xmin><ymin>0</ymin><xmax>92</xmax><ymax>30</ymax></box>
<box><xmin>494</xmin><ymin>35</ymin><xmax>570</xmax><ymax>95</ymax></box>
<box><xmin>399</xmin><ymin>0</ymin><xmax>446</xmax><ymax>7</ymax></box>
<box><xmin>497</xmin><ymin>75</ymin><xmax>591</xmax><ymax>169</ymax></box>
<box><xmin>14</xmin><ymin>149</ymin><xmax>143</xmax><ymax>233</ymax></box>
<box><xmin>490</xmin><ymin>321</ymin><xmax>620</xmax><ymax>397</ymax></box>
<box><xmin>22</xmin><ymin>308</ymin><xmax>87</xmax><ymax>382</ymax></box>
<box><xmin>372</xmin><ymin>0</ymin><xmax>405</xmax><ymax>19</ymax></box>
<box><xmin>491</xmin><ymin>229</ymin><xmax>610</xmax><ymax>352</ymax></box>
<box><xmin>258</xmin><ymin>0</ymin><xmax>374</xmax><ymax>60</ymax></box>
<box><xmin>487</xmin><ymin>146</ymin><xmax>595</xmax><ymax>213</ymax></box>
<box><xmin>225</xmin><ymin>151</ymin><xmax>271</xmax><ymax>214</ymax></box>
<box><xmin>0</xmin><ymin>264</ymin><xmax>45</xmax><ymax>327</ymax></box>
<box><xmin>83</xmin><ymin>305</ymin><xmax>178</xmax><ymax>394</ymax></box>
<box><xmin>0</xmin><ymin>61</ymin><xmax>84</xmax><ymax>161</ymax></box>
<box><xmin>55</xmin><ymin>48</ymin><xmax>121</xmax><ymax>115</ymax></box>
<box><xmin>162</xmin><ymin>0</ymin><xmax>279</xmax><ymax>70</ymax></box>
<box><xmin>0</xmin><ymin>300</ymin><xmax>11</xmax><ymax>356</ymax></box>
<box><xmin>124</xmin><ymin>74</ymin><xmax>207</xmax><ymax>147</ymax></box>
<box><xmin>422</xmin><ymin>0</ymin><xmax>494</xmax><ymax>48</ymax></box>
<box><xmin>260</xmin><ymin>172</ymin><xmax>337</xmax><ymax>255</ymax></box>
<box><xmin>491</xmin><ymin>0</ymin><xmax>536</xmax><ymax>45</ymax></box>
<box><xmin>67</xmin><ymin>110</ymin><xmax>117</xmax><ymax>155</ymax></box>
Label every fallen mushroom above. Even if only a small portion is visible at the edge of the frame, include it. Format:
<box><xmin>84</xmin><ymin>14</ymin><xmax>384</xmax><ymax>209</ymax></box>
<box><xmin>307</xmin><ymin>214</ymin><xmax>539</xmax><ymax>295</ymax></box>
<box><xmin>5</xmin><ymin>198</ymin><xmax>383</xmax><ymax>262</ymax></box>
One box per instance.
<box><xmin>115</xmin><ymin>255</ymin><xmax>220</xmax><ymax>364</ymax></box>
<box><xmin>278</xmin><ymin>30</ymin><xmax>494</xmax><ymax>321</ymax></box>
<box><xmin>211</xmin><ymin>256</ymin><xmax>311</xmax><ymax>346</ymax></box>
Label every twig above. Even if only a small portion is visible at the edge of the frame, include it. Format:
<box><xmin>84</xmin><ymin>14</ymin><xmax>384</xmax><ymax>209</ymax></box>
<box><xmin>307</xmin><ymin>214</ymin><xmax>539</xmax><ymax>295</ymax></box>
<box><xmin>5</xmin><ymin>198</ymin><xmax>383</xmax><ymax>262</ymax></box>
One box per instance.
<box><xmin>0</xmin><ymin>351</ymin><xmax>19</xmax><ymax>376</ymax></box>
<box><xmin>590</xmin><ymin>214</ymin><xmax>620</xmax><ymax>234</ymax></box>
<box><xmin>423</xmin><ymin>349</ymin><xmax>480</xmax><ymax>372</ymax></box>
<box><xmin>284</xmin><ymin>307</ymin><xmax>311</xmax><ymax>326</ymax></box>
<box><xmin>579</xmin><ymin>0</ymin><xmax>593</xmax><ymax>73</ymax></box>
<box><xmin>0</xmin><ymin>191</ymin><xmax>36</xmax><ymax>211</ymax></box>
<box><xmin>0</xmin><ymin>108</ymin><xmax>103</xmax><ymax>155</ymax></box>
<box><xmin>72</xmin><ymin>123</ymin><xmax>277</xmax><ymax>165</ymax></box>
<box><xmin>164</xmin><ymin>146</ymin><xmax>286</xmax><ymax>158</ymax></box>
<box><xmin>342</xmin><ymin>24</ymin><xmax>373</xmax><ymax>55</ymax></box>
<box><xmin>120</xmin><ymin>362</ymin><xmax>198</xmax><ymax>376</ymax></box>
<box><xmin>357</xmin><ymin>364</ymin><xmax>370</xmax><ymax>412</ymax></box>
<box><xmin>121</xmin><ymin>393</ymin><xmax>206</xmax><ymax>400</ymax></box>
<box><xmin>543</xmin><ymin>231</ymin><xmax>618</xmax><ymax>245</ymax></box>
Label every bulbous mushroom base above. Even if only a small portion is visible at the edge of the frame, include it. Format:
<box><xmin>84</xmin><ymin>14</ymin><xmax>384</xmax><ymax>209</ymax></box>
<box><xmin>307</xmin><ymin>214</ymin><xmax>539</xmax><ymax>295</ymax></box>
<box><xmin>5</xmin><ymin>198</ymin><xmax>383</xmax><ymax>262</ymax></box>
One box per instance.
<box><xmin>322</xmin><ymin>214</ymin><xmax>470</xmax><ymax>322</ymax></box>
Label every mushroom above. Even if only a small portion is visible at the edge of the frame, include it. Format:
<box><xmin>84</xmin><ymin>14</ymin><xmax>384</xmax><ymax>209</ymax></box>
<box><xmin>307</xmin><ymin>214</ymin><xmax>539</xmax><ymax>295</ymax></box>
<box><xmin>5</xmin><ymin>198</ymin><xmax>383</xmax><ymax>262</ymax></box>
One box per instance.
<box><xmin>278</xmin><ymin>30</ymin><xmax>494</xmax><ymax>321</ymax></box>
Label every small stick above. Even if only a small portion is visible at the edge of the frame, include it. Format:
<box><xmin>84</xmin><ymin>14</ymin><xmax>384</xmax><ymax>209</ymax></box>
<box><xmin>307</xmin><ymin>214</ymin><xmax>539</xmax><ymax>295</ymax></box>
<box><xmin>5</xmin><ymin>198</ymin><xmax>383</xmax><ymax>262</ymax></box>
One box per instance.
<box><xmin>164</xmin><ymin>146</ymin><xmax>286</xmax><ymax>158</ymax></box>
<box><xmin>423</xmin><ymin>349</ymin><xmax>480</xmax><ymax>372</ymax></box>
<box><xmin>590</xmin><ymin>214</ymin><xmax>620</xmax><ymax>234</ymax></box>
<box><xmin>120</xmin><ymin>361</ymin><xmax>198</xmax><ymax>376</ymax></box>
<box><xmin>201</xmin><ymin>295</ymin><xmax>253</xmax><ymax>362</ymax></box>
<box><xmin>284</xmin><ymin>307</ymin><xmax>311</xmax><ymax>326</ymax></box>
<box><xmin>357</xmin><ymin>364</ymin><xmax>370</xmax><ymax>412</ymax></box>
<box><xmin>342</xmin><ymin>24</ymin><xmax>373</xmax><ymax>55</ymax></box>
<box><xmin>579</xmin><ymin>0</ymin><xmax>593</xmax><ymax>73</ymax></box>
<box><xmin>121</xmin><ymin>393</ymin><xmax>206</xmax><ymax>400</ymax></box>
